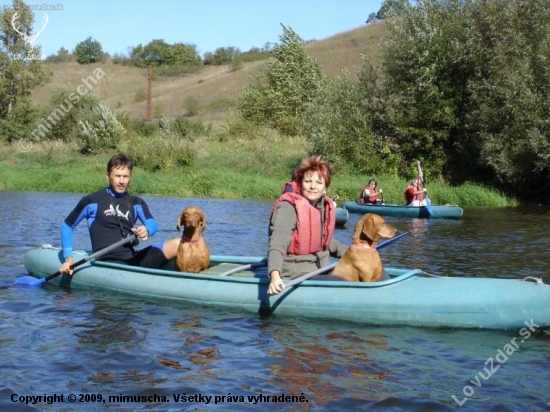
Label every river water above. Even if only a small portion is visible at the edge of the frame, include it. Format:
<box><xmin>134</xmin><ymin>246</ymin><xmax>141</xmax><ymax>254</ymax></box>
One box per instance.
<box><xmin>1</xmin><ymin>190</ymin><xmax>549</xmax><ymax>411</ymax></box>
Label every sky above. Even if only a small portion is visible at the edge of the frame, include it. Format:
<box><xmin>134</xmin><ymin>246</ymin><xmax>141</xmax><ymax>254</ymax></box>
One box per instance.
<box><xmin>2</xmin><ymin>0</ymin><xmax>384</xmax><ymax>58</ymax></box>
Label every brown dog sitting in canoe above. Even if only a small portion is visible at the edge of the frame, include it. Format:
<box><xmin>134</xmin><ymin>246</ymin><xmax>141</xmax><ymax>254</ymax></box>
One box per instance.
<box><xmin>332</xmin><ymin>213</ymin><xmax>397</xmax><ymax>282</ymax></box>
<box><xmin>175</xmin><ymin>206</ymin><xmax>210</xmax><ymax>273</ymax></box>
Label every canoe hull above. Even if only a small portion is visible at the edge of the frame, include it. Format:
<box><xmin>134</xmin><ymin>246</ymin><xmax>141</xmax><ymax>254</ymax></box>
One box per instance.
<box><xmin>22</xmin><ymin>246</ymin><xmax>550</xmax><ymax>330</ymax></box>
<box><xmin>342</xmin><ymin>201</ymin><xmax>463</xmax><ymax>218</ymax></box>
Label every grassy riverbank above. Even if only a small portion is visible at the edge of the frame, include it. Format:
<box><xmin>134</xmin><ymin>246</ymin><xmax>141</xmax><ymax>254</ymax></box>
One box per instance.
<box><xmin>0</xmin><ymin>139</ymin><xmax>516</xmax><ymax>207</ymax></box>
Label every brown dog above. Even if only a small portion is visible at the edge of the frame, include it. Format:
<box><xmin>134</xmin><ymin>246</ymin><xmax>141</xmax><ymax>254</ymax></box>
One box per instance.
<box><xmin>175</xmin><ymin>206</ymin><xmax>210</xmax><ymax>273</ymax></box>
<box><xmin>332</xmin><ymin>213</ymin><xmax>397</xmax><ymax>282</ymax></box>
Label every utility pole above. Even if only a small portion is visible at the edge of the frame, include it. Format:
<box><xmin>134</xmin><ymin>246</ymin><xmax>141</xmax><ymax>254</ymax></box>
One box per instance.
<box><xmin>145</xmin><ymin>64</ymin><xmax>152</xmax><ymax>122</ymax></box>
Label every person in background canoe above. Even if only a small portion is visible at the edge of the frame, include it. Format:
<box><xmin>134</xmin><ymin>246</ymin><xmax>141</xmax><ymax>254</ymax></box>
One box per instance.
<box><xmin>267</xmin><ymin>155</ymin><xmax>348</xmax><ymax>296</ymax></box>
<box><xmin>404</xmin><ymin>178</ymin><xmax>427</xmax><ymax>206</ymax></box>
<box><xmin>281</xmin><ymin>169</ymin><xmax>299</xmax><ymax>194</ymax></box>
<box><xmin>58</xmin><ymin>152</ymin><xmax>181</xmax><ymax>275</ymax></box>
<box><xmin>359</xmin><ymin>179</ymin><xmax>383</xmax><ymax>204</ymax></box>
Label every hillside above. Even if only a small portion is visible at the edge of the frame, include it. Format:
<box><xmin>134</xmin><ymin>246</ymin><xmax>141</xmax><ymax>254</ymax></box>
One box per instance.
<box><xmin>31</xmin><ymin>22</ymin><xmax>386</xmax><ymax>125</ymax></box>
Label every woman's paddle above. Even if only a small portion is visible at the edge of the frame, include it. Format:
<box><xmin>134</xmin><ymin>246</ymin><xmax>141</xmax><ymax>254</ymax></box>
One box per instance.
<box><xmin>15</xmin><ymin>235</ymin><xmax>139</xmax><ymax>287</ymax></box>
<box><xmin>284</xmin><ymin>232</ymin><xmax>408</xmax><ymax>289</ymax></box>
<box><xmin>416</xmin><ymin>161</ymin><xmax>434</xmax><ymax>216</ymax></box>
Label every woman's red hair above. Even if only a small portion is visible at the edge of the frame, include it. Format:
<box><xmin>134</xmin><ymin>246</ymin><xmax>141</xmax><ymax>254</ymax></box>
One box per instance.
<box><xmin>295</xmin><ymin>155</ymin><xmax>332</xmax><ymax>189</ymax></box>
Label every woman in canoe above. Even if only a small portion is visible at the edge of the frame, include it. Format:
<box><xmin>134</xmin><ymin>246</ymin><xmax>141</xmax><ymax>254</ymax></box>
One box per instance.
<box><xmin>267</xmin><ymin>155</ymin><xmax>348</xmax><ymax>296</ymax></box>
<box><xmin>281</xmin><ymin>169</ymin><xmax>299</xmax><ymax>194</ymax></box>
<box><xmin>359</xmin><ymin>179</ymin><xmax>383</xmax><ymax>204</ymax></box>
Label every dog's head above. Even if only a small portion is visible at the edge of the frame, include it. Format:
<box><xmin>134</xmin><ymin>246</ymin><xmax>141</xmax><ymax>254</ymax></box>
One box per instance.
<box><xmin>177</xmin><ymin>206</ymin><xmax>206</xmax><ymax>233</ymax></box>
<box><xmin>352</xmin><ymin>213</ymin><xmax>397</xmax><ymax>244</ymax></box>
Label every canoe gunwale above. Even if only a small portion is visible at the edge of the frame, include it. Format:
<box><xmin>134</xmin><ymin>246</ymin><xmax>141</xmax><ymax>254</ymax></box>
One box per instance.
<box><xmin>92</xmin><ymin>259</ymin><xmax>424</xmax><ymax>288</ymax></box>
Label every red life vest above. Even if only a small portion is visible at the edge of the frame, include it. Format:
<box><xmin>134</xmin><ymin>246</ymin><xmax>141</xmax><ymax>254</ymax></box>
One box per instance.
<box><xmin>281</xmin><ymin>181</ymin><xmax>299</xmax><ymax>194</ymax></box>
<box><xmin>270</xmin><ymin>192</ymin><xmax>335</xmax><ymax>255</ymax></box>
<box><xmin>359</xmin><ymin>185</ymin><xmax>377</xmax><ymax>204</ymax></box>
<box><xmin>404</xmin><ymin>184</ymin><xmax>424</xmax><ymax>204</ymax></box>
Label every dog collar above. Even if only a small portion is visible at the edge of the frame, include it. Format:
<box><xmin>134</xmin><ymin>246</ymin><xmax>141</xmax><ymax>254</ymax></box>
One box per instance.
<box><xmin>181</xmin><ymin>235</ymin><xmax>201</xmax><ymax>243</ymax></box>
<box><xmin>350</xmin><ymin>243</ymin><xmax>376</xmax><ymax>250</ymax></box>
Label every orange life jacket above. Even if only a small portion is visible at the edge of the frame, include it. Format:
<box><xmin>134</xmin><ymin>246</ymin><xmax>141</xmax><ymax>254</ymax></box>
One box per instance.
<box><xmin>270</xmin><ymin>192</ymin><xmax>335</xmax><ymax>255</ymax></box>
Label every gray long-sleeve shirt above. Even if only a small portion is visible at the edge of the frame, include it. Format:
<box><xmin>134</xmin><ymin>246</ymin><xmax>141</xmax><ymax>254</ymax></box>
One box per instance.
<box><xmin>267</xmin><ymin>200</ymin><xmax>348</xmax><ymax>279</ymax></box>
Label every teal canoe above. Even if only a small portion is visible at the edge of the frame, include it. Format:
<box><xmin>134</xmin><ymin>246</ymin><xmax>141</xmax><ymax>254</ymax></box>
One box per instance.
<box><xmin>22</xmin><ymin>245</ymin><xmax>549</xmax><ymax>330</ymax></box>
<box><xmin>342</xmin><ymin>201</ymin><xmax>463</xmax><ymax>219</ymax></box>
<box><xmin>335</xmin><ymin>207</ymin><xmax>349</xmax><ymax>226</ymax></box>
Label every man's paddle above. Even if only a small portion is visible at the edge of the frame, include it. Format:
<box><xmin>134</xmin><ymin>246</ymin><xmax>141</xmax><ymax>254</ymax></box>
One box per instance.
<box><xmin>284</xmin><ymin>231</ymin><xmax>408</xmax><ymax>289</ymax></box>
<box><xmin>15</xmin><ymin>235</ymin><xmax>139</xmax><ymax>287</ymax></box>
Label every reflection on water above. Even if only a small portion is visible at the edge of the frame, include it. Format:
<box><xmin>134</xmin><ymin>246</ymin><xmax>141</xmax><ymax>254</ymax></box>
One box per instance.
<box><xmin>1</xmin><ymin>191</ymin><xmax>550</xmax><ymax>410</ymax></box>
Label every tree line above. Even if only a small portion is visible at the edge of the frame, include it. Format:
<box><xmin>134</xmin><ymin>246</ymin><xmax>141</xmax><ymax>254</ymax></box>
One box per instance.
<box><xmin>46</xmin><ymin>37</ymin><xmax>273</xmax><ymax>68</ymax></box>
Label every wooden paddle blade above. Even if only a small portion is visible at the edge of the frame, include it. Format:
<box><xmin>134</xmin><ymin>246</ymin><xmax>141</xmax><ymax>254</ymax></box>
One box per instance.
<box><xmin>14</xmin><ymin>276</ymin><xmax>46</xmax><ymax>286</ymax></box>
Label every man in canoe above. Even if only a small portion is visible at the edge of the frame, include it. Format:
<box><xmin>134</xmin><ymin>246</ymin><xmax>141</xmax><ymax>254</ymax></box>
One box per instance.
<box><xmin>58</xmin><ymin>152</ymin><xmax>181</xmax><ymax>275</ymax></box>
<box><xmin>267</xmin><ymin>155</ymin><xmax>348</xmax><ymax>296</ymax></box>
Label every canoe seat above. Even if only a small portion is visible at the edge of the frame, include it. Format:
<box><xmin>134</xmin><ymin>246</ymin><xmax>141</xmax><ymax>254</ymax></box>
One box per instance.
<box><xmin>201</xmin><ymin>263</ymin><xmax>256</xmax><ymax>277</ymax></box>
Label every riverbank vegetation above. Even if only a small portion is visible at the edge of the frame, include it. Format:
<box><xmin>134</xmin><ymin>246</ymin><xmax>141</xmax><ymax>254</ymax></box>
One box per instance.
<box><xmin>0</xmin><ymin>136</ymin><xmax>515</xmax><ymax>207</ymax></box>
<box><xmin>1</xmin><ymin>0</ymin><xmax>547</xmax><ymax>206</ymax></box>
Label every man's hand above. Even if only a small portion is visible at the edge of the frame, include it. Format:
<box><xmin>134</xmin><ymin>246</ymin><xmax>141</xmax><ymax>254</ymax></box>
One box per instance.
<box><xmin>60</xmin><ymin>257</ymin><xmax>74</xmax><ymax>276</ymax></box>
<box><xmin>131</xmin><ymin>226</ymin><xmax>148</xmax><ymax>241</ymax></box>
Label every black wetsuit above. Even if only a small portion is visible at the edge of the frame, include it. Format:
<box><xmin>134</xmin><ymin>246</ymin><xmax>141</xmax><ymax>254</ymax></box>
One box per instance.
<box><xmin>61</xmin><ymin>188</ymin><xmax>166</xmax><ymax>267</ymax></box>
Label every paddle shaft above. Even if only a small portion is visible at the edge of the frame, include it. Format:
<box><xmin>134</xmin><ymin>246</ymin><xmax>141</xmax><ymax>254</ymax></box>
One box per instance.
<box><xmin>219</xmin><ymin>261</ymin><xmax>267</xmax><ymax>276</ymax></box>
<box><xmin>284</xmin><ymin>232</ymin><xmax>408</xmax><ymax>288</ymax></box>
<box><xmin>417</xmin><ymin>161</ymin><xmax>434</xmax><ymax>215</ymax></box>
<box><xmin>44</xmin><ymin>234</ymin><xmax>138</xmax><ymax>282</ymax></box>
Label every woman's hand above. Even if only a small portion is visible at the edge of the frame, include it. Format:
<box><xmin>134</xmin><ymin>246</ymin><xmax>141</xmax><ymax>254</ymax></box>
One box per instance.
<box><xmin>267</xmin><ymin>270</ymin><xmax>285</xmax><ymax>296</ymax></box>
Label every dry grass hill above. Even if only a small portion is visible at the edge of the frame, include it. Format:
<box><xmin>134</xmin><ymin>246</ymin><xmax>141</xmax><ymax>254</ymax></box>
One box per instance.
<box><xmin>31</xmin><ymin>22</ymin><xmax>385</xmax><ymax>126</ymax></box>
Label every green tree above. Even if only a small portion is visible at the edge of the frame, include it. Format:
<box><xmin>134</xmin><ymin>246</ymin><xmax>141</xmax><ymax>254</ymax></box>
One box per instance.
<box><xmin>0</xmin><ymin>0</ymin><xmax>52</xmax><ymax>141</ymax></box>
<box><xmin>46</xmin><ymin>46</ymin><xmax>72</xmax><ymax>62</ymax></box>
<box><xmin>375</xmin><ymin>0</ymin><xmax>550</xmax><ymax>200</ymax></box>
<box><xmin>237</xmin><ymin>25</ymin><xmax>327</xmax><ymax>136</ymax></box>
<box><xmin>130</xmin><ymin>39</ymin><xmax>201</xmax><ymax>68</ymax></box>
<box><xmin>211</xmin><ymin>47</ymin><xmax>240</xmax><ymax>65</ymax></box>
<box><xmin>377</xmin><ymin>0</ymin><xmax>411</xmax><ymax>19</ymax></box>
<box><xmin>304</xmin><ymin>57</ymin><xmax>400</xmax><ymax>176</ymax></box>
<box><xmin>74</xmin><ymin>36</ymin><xmax>104</xmax><ymax>64</ymax></box>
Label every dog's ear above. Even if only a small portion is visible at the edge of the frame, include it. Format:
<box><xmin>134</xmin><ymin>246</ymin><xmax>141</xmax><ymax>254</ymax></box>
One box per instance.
<box><xmin>361</xmin><ymin>214</ymin><xmax>379</xmax><ymax>242</ymax></box>
<box><xmin>176</xmin><ymin>210</ymin><xmax>185</xmax><ymax>232</ymax></box>
<box><xmin>199</xmin><ymin>210</ymin><xmax>207</xmax><ymax>232</ymax></box>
